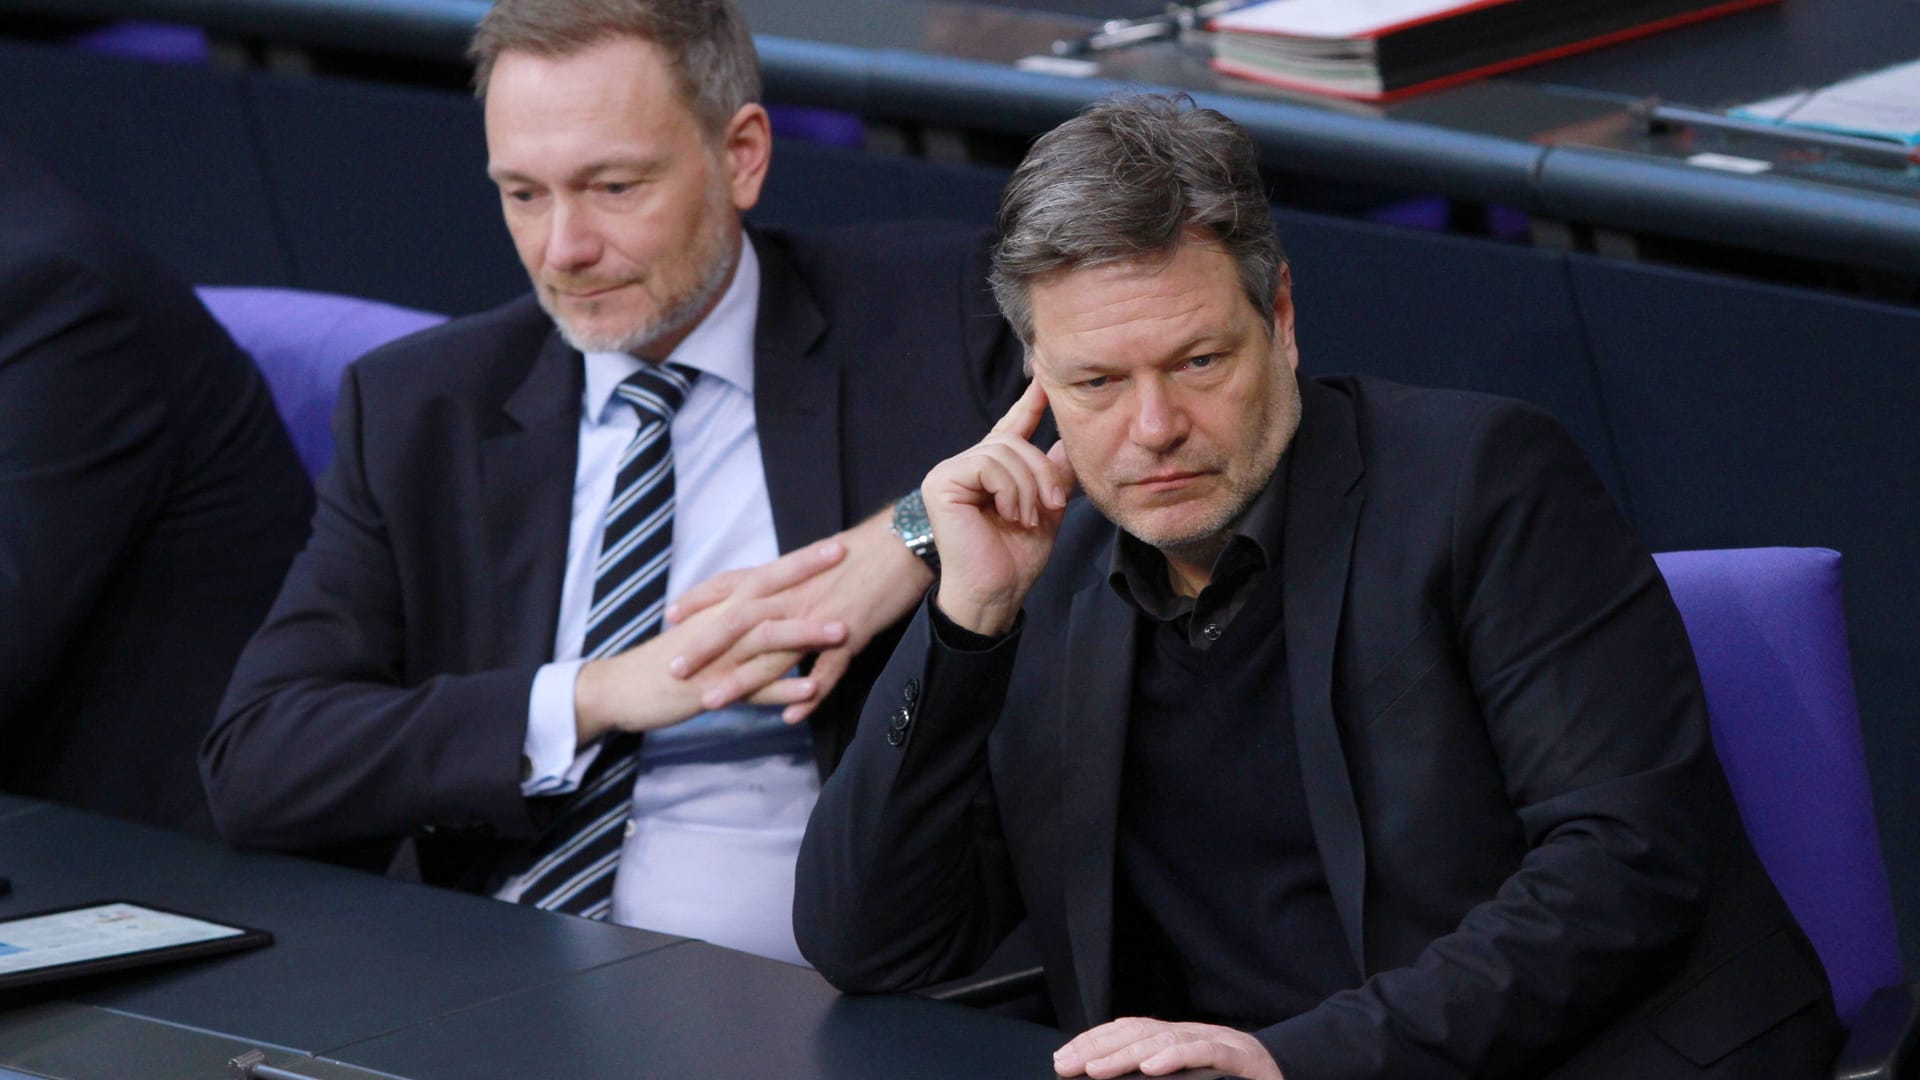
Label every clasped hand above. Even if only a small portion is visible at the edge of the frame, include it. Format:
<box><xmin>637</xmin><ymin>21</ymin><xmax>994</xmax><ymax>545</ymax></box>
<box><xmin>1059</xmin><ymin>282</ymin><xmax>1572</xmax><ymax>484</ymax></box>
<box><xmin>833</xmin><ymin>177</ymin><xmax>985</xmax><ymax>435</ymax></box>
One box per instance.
<box><xmin>578</xmin><ymin>490</ymin><xmax>944</xmax><ymax>743</ymax></box>
<box><xmin>572</xmin><ymin>542</ymin><xmax>854</xmax><ymax>742</ymax></box>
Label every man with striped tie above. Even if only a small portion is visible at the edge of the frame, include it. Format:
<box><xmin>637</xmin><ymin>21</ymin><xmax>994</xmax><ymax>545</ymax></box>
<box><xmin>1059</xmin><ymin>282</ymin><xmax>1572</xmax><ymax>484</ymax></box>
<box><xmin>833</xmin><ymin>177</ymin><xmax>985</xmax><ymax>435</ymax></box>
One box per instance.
<box><xmin>203</xmin><ymin>0</ymin><xmax>1029</xmax><ymax>965</ymax></box>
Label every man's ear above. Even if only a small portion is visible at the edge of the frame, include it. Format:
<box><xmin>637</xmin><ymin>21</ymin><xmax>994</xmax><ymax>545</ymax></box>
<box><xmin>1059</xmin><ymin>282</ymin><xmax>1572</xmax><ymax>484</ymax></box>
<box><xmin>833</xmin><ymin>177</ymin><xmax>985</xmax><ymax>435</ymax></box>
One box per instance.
<box><xmin>722</xmin><ymin>103</ymin><xmax>773</xmax><ymax>212</ymax></box>
<box><xmin>1271</xmin><ymin>263</ymin><xmax>1299</xmax><ymax>372</ymax></box>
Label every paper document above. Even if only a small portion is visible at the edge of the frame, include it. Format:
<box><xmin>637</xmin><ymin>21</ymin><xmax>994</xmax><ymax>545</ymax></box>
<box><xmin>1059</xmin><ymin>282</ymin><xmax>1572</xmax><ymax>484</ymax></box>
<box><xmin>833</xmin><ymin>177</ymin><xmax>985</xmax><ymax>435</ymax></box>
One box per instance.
<box><xmin>1211</xmin><ymin>0</ymin><xmax>1512</xmax><ymax>38</ymax></box>
<box><xmin>1734</xmin><ymin>59</ymin><xmax>1920</xmax><ymax>145</ymax></box>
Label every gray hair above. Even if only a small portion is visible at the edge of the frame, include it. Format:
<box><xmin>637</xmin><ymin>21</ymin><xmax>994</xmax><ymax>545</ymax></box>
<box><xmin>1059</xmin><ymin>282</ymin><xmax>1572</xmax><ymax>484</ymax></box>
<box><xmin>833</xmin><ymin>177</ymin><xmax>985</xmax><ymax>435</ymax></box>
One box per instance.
<box><xmin>990</xmin><ymin>95</ymin><xmax>1283</xmax><ymax>344</ymax></box>
<box><xmin>469</xmin><ymin>0</ymin><xmax>761</xmax><ymax>137</ymax></box>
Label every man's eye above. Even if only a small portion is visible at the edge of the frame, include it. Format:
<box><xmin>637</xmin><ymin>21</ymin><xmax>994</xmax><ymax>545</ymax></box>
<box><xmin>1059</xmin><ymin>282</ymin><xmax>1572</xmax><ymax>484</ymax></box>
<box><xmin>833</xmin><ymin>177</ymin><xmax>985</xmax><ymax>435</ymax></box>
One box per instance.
<box><xmin>1081</xmin><ymin>375</ymin><xmax>1110</xmax><ymax>390</ymax></box>
<box><xmin>505</xmin><ymin>189</ymin><xmax>538</xmax><ymax>204</ymax></box>
<box><xmin>1188</xmin><ymin>353</ymin><xmax>1221</xmax><ymax>370</ymax></box>
<box><xmin>601</xmin><ymin>181</ymin><xmax>636</xmax><ymax>195</ymax></box>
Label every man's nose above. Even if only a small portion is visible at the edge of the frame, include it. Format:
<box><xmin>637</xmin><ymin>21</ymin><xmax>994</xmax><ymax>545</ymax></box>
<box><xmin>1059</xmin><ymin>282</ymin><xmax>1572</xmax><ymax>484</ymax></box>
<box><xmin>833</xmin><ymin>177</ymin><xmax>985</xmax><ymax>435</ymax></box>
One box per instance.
<box><xmin>1128</xmin><ymin>378</ymin><xmax>1189</xmax><ymax>453</ymax></box>
<box><xmin>544</xmin><ymin>201</ymin><xmax>601</xmax><ymax>273</ymax></box>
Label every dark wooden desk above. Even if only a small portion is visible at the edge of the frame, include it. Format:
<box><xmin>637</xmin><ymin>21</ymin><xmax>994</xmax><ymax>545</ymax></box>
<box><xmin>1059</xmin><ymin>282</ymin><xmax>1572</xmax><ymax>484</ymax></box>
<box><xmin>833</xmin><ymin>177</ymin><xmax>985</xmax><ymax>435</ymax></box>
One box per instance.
<box><xmin>0</xmin><ymin>795</ymin><xmax>1117</xmax><ymax>1079</ymax></box>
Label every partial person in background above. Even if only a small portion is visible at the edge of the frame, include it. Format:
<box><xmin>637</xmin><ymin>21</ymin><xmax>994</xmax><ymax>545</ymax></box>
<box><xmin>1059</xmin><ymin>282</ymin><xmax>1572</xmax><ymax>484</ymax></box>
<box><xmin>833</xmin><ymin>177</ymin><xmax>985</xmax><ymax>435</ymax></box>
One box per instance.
<box><xmin>203</xmin><ymin>0</ymin><xmax>1027</xmax><ymax>964</ymax></box>
<box><xmin>0</xmin><ymin>140</ymin><xmax>313</xmax><ymax>833</ymax></box>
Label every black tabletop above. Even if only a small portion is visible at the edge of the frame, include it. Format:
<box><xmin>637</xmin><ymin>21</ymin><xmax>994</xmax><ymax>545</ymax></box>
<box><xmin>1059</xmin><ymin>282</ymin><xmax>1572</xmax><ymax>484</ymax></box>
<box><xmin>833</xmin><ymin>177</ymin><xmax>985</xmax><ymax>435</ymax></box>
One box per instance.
<box><xmin>0</xmin><ymin>800</ymin><xmax>675</xmax><ymax>1053</ymax></box>
<box><xmin>337</xmin><ymin>942</ymin><xmax>1071</xmax><ymax>1079</ymax></box>
<box><xmin>0</xmin><ymin>800</ymin><xmax>1148</xmax><ymax>1079</ymax></box>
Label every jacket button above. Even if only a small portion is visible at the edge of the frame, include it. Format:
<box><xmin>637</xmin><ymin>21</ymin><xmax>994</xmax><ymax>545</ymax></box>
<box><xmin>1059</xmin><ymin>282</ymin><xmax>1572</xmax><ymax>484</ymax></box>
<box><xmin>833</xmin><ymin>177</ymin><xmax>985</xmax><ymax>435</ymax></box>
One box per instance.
<box><xmin>885</xmin><ymin>727</ymin><xmax>906</xmax><ymax>747</ymax></box>
<box><xmin>1201</xmin><ymin>622</ymin><xmax>1222</xmax><ymax>642</ymax></box>
<box><xmin>903</xmin><ymin>678</ymin><xmax>920</xmax><ymax>704</ymax></box>
<box><xmin>889</xmin><ymin>707</ymin><xmax>912</xmax><ymax>732</ymax></box>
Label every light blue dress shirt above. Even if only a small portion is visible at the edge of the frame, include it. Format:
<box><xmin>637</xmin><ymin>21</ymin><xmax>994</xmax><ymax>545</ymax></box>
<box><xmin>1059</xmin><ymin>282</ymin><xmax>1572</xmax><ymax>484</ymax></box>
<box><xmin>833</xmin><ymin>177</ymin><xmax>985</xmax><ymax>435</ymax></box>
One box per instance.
<box><xmin>498</xmin><ymin>240</ymin><xmax>819</xmax><ymax>963</ymax></box>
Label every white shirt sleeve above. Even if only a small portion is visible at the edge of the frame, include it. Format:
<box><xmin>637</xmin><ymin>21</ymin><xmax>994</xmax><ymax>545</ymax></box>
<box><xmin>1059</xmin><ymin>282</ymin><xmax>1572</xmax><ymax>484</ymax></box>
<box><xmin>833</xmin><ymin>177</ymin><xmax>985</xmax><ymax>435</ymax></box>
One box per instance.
<box><xmin>521</xmin><ymin>659</ymin><xmax>599</xmax><ymax>795</ymax></box>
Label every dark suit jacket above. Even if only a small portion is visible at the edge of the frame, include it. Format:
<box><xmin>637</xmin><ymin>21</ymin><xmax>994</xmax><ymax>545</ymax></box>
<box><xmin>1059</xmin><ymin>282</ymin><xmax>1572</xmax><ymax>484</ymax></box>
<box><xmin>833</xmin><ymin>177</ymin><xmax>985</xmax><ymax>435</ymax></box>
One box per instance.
<box><xmin>0</xmin><ymin>144</ymin><xmax>313</xmax><ymax>833</ymax></box>
<box><xmin>796</xmin><ymin>376</ymin><xmax>1839</xmax><ymax>1077</ymax></box>
<box><xmin>203</xmin><ymin>224</ymin><xmax>1029</xmax><ymax>883</ymax></box>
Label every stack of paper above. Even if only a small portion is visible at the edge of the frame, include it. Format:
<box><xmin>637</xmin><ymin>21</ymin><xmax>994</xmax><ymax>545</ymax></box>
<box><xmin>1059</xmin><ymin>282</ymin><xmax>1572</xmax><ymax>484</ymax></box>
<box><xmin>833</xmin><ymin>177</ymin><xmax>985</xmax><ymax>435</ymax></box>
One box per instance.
<box><xmin>1208</xmin><ymin>0</ymin><xmax>1782</xmax><ymax>102</ymax></box>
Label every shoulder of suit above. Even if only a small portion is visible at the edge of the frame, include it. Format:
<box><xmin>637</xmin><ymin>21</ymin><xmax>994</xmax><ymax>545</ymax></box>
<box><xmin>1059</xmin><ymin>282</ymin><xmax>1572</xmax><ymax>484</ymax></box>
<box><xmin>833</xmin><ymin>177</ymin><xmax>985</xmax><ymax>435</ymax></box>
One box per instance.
<box><xmin>350</xmin><ymin>293</ymin><xmax>553</xmax><ymax>387</ymax></box>
<box><xmin>0</xmin><ymin>151</ymin><xmax>105</xmax><ymax>272</ymax></box>
<box><xmin>0</xmin><ymin>165</ymin><xmax>245</xmax><ymax>396</ymax></box>
<box><xmin>1308</xmin><ymin>372</ymin><xmax>1563</xmax><ymax>456</ymax></box>
<box><xmin>0</xmin><ymin>163</ymin><xmax>161</xmax><ymax>321</ymax></box>
<box><xmin>754</xmin><ymin>220</ymin><xmax>990</xmax><ymax>281</ymax></box>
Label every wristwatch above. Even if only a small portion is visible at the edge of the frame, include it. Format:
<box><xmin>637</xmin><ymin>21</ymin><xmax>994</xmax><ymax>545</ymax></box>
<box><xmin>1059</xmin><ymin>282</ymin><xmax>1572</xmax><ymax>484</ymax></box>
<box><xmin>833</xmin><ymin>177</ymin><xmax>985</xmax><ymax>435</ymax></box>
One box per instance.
<box><xmin>890</xmin><ymin>488</ymin><xmax>940</xmax><ymax>575</ymax></box>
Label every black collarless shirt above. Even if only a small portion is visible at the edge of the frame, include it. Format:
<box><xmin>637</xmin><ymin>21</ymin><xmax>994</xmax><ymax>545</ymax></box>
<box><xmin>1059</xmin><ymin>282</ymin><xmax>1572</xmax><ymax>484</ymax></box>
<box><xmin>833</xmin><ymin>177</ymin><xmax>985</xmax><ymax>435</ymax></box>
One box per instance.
<box><xmin>1106</xmin><ymin>467</ymin><xmax>1357</xmax><ymax>1029</ymax></box>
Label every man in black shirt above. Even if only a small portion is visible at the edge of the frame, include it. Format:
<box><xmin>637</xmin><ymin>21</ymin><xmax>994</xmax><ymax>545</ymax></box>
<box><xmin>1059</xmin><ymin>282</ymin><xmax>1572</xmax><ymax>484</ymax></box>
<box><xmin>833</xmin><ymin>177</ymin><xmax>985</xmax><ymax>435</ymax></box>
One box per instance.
<box><xmin>794</xmin><ymin>97</ymin><xmax>1839</xmax><ymax>1079</ymax></box>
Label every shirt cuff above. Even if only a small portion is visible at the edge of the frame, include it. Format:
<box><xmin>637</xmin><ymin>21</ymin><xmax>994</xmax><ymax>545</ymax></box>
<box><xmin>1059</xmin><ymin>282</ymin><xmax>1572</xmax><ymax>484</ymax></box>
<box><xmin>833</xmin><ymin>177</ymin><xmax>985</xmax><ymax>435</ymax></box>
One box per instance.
<box><xmin>522</xmin><ymin>659</ymin><xmax>599</xmax><ymax>795</ymax></box>
<box><xmin>928</xmin><ymin>597</ymin><xmax>1021</xmax><ymax>652</ymax></box>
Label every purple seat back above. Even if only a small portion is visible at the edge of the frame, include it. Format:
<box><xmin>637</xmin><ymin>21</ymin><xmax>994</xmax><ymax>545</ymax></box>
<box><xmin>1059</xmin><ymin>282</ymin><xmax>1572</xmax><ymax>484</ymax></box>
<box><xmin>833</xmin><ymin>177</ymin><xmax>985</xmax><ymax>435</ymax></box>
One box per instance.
<box><xmin>1654</xmin><ymin>547</ymin><xmax>1900</xmax><ymax>1024</ymax></box>
<box><xmin>68</xmin><ymin>21</ymin><xmax>211</xmax><ymax>65</ymax></box>
<box><xmin>197</xmin><ymin>286</ymin><xmax>447</xmax><ymax>478</ymax></box>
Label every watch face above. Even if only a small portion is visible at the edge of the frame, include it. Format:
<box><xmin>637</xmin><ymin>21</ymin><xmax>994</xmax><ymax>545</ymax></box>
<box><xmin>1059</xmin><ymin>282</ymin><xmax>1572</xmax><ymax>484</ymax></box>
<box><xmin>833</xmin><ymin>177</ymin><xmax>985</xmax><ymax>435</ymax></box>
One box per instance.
<box><xmin>893</xmin><ymin>492</ymin><xmax>926</xmax><ymax>538</ymax></box>
<box><xmin>894</xmin><ymin>491</ymin><xmax>938</xmax><ymax>568</ymax></box>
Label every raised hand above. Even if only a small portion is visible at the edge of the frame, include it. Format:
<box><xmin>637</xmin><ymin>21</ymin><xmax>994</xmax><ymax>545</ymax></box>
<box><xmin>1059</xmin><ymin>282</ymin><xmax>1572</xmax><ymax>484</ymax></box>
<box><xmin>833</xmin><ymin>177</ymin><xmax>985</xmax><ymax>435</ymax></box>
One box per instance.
<box><xmin>924</xmin><ymin>379</ymin><xmax>1076</xmax><ymax>636</ymax></box>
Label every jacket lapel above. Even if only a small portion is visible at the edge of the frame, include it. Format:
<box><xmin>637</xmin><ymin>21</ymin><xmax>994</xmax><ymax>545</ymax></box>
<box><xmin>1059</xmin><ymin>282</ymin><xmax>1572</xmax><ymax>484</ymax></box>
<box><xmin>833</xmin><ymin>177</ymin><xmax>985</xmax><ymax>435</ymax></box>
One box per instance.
<box><xmin>1059</xmin><ymin>577</ymin><xmax>1135</xmax><ymax>1025</ymax></box>
<box><xmin>1282</xmin><ymin>378</ymin><xmax>1369</xmax><ymax>978</ymax></box>
<box><xmin>481</xmin><ymin>331</ymin><xmax>582</xmax><ymax>668</ymax></box>
<box><xmin>748</xmin><ymin>230</ymin><xmax>842</xmax><ymax>550</ymax></box>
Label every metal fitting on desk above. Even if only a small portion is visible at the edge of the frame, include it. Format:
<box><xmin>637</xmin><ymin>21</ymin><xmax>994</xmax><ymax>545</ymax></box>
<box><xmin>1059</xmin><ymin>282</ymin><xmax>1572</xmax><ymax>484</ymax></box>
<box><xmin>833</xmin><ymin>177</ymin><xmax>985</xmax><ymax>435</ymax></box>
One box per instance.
<box><xmin>1050</xmin><ymin>0</ymin><xmax>1251</xmax><ymax>57</ymax></box>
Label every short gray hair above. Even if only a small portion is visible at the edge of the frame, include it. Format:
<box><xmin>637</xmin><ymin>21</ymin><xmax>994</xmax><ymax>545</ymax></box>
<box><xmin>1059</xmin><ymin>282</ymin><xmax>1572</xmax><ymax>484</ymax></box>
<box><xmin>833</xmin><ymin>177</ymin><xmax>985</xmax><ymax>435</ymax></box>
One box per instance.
<box><xmin>990</xmin><ymin>95</ymin><xmax>1283</xmax><ymax>344</ymax></box>
<box><xmin>469</xmin><ymin>0</ymin><xmax>761</xmax><ymax>137</ymax></box>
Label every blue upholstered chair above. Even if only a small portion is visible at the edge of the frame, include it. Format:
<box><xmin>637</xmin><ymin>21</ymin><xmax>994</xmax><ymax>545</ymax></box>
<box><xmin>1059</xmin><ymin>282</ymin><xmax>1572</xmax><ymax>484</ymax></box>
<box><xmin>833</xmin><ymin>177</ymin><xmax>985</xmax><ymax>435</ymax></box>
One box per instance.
<box><xmin>197</xmin><ymin>286</ymin><xmax>446</xmax><ymax>477</ymax></box>
<box><xmin>1653</xmin><ymin>548</ymin><xmax>1916</xmax><ymax>1077</ymax></box>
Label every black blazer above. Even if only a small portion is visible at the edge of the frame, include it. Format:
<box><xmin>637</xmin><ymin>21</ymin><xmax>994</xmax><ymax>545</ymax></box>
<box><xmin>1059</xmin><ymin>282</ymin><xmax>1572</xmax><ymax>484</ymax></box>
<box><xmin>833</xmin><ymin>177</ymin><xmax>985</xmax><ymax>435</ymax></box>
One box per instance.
<box><xmin>0</xmin><ymin>144</ymin><xmax>312</xmax><ymax>834</ymax></box>
<box><xmin>796</xmin><ymin>376</ymin><xmax>1839</xmax><ymax>1077</ymax></box>
<box><xmin>203</xmin><ymin>224</ymin><xmax>1029</xmax><ymax>881</ymax></box>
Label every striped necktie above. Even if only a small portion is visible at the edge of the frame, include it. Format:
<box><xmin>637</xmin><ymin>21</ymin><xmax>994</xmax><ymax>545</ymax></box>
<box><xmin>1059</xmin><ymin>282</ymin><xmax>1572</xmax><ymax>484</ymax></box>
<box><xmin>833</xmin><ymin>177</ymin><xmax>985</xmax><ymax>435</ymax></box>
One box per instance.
<box><xmin>516</xmin><ymin>362</ymin><xmax>696</xmax><ymax>920</ymax></box>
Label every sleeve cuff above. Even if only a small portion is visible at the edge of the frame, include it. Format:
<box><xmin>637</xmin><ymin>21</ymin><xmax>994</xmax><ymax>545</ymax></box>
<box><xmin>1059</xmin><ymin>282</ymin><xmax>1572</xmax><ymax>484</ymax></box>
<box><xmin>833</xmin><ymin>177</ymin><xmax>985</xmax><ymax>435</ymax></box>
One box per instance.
<box><xmin>522</xmin><ymin>659</ymin><xmax>599</xmax><ymax>795</ymax></box>
<box><xmin>928</xmin><ymin>599</ymin><xmax>1021</xmax><ymax>652</ymax></box>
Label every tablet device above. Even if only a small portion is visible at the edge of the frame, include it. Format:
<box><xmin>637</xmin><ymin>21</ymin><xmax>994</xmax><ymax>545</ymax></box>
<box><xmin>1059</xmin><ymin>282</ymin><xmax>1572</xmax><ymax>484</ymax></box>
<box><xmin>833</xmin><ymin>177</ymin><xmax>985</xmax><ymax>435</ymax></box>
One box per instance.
<box><xmin>0</xmin><ymin>900</ymin><xmax>271</xmax><ymax>991</ymax></box>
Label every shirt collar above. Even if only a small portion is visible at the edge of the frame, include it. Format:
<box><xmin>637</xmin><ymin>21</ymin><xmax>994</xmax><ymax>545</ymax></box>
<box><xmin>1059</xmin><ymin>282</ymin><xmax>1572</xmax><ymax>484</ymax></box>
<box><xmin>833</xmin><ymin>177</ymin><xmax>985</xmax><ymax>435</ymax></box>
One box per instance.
<box><xmin>1106</xmin><ymin>454</ymin><xmax>1290</xmax><ymax>622</ymax></box>
<box><xmin>581</xmin><ymin>233</ymin><xmax>760</xmax><ymax>423</ymax></box>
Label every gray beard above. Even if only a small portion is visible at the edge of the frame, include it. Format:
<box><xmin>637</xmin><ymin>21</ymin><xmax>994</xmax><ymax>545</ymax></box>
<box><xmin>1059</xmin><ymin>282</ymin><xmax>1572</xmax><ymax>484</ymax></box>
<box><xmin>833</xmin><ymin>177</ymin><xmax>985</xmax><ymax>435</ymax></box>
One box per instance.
<box><xmin>546</xmin><ymin>234</ymin><xmax>737</xmax><ymax>357</ymax></box>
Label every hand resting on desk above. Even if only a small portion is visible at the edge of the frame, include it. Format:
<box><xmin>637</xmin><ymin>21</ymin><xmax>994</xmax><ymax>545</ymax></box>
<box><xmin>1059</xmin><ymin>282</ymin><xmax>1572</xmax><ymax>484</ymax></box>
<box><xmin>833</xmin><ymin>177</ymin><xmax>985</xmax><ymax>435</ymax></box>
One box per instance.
<box><xmin>1055</xmin><ymin>1017</ymin><xmax>1283</xmax><ymax>1080</ymax></box>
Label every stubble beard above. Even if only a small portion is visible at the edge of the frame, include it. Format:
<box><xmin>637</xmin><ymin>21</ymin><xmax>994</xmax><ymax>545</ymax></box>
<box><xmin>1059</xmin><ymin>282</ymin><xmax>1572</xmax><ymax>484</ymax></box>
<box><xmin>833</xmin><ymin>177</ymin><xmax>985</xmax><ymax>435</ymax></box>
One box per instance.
<box><xmin>1082</xmin><ymin>381</ymin><xmax>1302</xmax><ymax>564</ymax></box>
<box><xmin>1091</xmin><ymin>454</ymin><xmax>1261</xmax><ymax>568</ymax></box>
<box><xmin>543</xmin><ymin>200</ymin><xmax>739</xmax><ymax>358</ymax></box>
